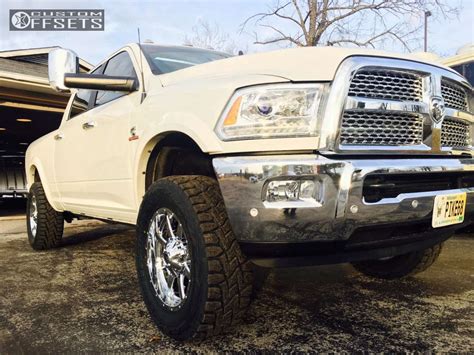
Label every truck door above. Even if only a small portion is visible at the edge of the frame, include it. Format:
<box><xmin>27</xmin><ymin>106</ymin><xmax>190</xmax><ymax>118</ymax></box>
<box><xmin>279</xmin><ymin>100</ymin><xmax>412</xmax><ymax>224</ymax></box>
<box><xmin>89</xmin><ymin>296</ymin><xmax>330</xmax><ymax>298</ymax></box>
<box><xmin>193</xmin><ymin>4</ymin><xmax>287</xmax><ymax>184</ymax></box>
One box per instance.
<box><xmin>54</xmin><ymin>50</ymin><xmax>140</xmax><ymax>223</ymax></box>
<box><xmin>53</xmin><ymin>88</ymin><xmax>96</xmax><ymax>211</ymax></box>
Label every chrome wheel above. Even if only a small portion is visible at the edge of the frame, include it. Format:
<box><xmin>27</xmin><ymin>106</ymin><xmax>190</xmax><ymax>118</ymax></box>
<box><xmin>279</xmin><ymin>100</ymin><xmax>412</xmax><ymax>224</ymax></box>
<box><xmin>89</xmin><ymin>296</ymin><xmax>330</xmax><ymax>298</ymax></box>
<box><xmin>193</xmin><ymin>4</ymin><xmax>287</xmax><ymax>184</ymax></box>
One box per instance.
<box><xmin>146</xmin><ymin>208</ymin><xmax>191</xmax><ymax>310</ymax></box>
<box><xmin>29</xmin><ymin>194</ymin><xmax>38</xmax><ymax>237</ymax></box>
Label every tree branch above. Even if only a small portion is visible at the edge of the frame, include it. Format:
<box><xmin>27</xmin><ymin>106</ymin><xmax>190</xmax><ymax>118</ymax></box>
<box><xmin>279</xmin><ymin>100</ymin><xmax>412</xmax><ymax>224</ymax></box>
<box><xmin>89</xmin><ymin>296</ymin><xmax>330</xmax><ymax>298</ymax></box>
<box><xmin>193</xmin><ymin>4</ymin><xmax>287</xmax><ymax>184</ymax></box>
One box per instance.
<box><xmin>240</xmin><ymin>0</ymin><xmax>459</xmax><ymax>51</ymax></box>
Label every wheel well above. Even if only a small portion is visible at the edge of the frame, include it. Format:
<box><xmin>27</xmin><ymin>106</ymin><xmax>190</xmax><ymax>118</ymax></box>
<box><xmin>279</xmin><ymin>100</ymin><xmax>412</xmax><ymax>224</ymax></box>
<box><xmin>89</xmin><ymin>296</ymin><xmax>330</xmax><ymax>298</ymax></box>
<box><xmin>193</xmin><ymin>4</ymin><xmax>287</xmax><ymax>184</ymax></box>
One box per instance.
<box><xmin>29</xmin><ymin>166</ymin><xmax>41</xmax><ymax>183</ymax></box>
<box><xmin>145</xmin><ymin>133</ymin><xmax>215</xmax><ymax>190</ymax></box>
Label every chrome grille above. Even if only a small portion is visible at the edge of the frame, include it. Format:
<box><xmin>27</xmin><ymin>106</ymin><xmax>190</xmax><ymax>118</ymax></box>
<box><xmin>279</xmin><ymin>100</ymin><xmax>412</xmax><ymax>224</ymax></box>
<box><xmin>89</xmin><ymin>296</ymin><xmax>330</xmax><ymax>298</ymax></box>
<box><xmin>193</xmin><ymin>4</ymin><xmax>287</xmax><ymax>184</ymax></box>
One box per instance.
<box><xmin>441</xmin><ymin>79</ymin><xmax>469</xmax><ymax>112</ymax></box>
<box><xmin>340</xmin><ymin>110</ymin><xmax>423</xmax><ymax>146</ymax></box>
<box><xmin>337</xmin><ymin>59</ymin><xmax>473</xmax><ymax>153</ymax></box>
<box><xmin>442</xmin><ymin>118</ymin><xmax>470</xmax><ymax>148</ymax></box>
<box><xmin>348</xmin><ymin>69</ymin><xmax>423</xmax><ymax>102</ymax></box>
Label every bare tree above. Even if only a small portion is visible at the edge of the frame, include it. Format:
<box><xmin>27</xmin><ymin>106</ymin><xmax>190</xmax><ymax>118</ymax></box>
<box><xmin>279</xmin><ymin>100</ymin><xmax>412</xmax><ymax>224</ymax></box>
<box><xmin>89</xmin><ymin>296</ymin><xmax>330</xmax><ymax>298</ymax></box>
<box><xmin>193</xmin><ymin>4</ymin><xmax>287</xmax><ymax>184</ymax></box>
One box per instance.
<box><xmin>241</xmin><ymin>0</ymin><xmax>459</xmax><ymax>51</ymax></box>
<box><xmin>184</xmin><ymin>19</ymin><xmax>243</xmax><ymax>54</ymax></box>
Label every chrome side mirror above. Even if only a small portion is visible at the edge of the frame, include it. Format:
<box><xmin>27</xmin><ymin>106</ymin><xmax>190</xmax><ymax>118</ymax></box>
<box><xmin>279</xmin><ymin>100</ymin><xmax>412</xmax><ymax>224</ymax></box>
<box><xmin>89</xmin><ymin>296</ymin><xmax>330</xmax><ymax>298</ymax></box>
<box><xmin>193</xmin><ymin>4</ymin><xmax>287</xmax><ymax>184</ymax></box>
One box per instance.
<box><xmin>48</xmin><ymin>48</ymin><xmax>79</xmax><ymax>92</ymax></box>
<box><xmin>64</xmin><ymin>74</ymin><xmax>138</xmax><ymax>92</ymax></box>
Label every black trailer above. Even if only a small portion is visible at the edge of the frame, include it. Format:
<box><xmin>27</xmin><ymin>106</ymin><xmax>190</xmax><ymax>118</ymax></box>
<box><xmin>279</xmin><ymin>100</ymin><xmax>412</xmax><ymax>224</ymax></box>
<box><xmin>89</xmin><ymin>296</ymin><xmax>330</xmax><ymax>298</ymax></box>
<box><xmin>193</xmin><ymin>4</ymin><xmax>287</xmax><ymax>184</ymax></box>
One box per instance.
<box><xmin>0</xmin><ymin>156</ymin><xmax>27</xmax><ymax>199</ymax></box>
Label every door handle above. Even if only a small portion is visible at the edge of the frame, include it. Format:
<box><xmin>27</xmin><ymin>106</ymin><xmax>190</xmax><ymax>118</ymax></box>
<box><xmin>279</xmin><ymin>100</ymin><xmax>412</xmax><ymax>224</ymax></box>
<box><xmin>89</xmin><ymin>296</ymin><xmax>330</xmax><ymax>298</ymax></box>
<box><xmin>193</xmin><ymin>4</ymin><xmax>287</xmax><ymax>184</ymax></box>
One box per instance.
<box><xmin>82</xmin><ymin>121</ymin><xmax>96</xmax><ymax>130</ymax></box>
<box><xmin>54</xmin><ymin>133</ymin><xmax>64</xmax><ymax>140</ymax></box>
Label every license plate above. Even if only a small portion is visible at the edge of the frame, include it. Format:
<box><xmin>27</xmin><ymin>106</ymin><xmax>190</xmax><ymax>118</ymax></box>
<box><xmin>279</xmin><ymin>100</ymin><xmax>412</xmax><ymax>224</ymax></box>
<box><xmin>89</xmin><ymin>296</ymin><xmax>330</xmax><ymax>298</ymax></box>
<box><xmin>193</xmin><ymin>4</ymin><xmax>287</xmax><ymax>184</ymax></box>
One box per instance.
<box><xmin>432</xmin><ymin>192</ymin><xmax>467</xmax><ymax>228</ymax></box>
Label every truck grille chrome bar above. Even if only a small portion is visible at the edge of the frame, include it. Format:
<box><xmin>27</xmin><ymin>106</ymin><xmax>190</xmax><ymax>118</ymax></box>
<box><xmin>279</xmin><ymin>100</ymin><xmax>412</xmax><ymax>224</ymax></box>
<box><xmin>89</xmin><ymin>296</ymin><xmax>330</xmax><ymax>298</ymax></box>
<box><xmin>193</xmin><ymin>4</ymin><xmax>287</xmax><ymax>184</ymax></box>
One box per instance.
<box><xmin>325</xmin><ymin>57</ymin><xmax>474</xmax><ymax>154</ymax></box>
<box><xmin>441</xmin><ymin>79</ymin><xmax>469</xmax><ymax>112</ymax></box>
<box><xmin>441</xmin><ymin>117</ymin><xmax>470</xmax><ymax>148</ymax></box>
<box><xmin>340</xmin><ymin>110</ymin><xmax>423</xmax><ymax>146</ymax></box>
<box><xmin>348</xmin><ymin>69</ymin><xmax>423</xmax><ymax>102</ymax></box>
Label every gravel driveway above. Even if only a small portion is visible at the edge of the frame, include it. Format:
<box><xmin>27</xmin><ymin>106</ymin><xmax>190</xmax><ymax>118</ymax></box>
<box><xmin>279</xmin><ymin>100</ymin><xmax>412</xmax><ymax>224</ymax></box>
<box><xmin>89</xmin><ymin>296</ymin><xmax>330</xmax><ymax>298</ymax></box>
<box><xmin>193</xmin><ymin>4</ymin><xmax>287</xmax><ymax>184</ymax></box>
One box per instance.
<box><xmin>0</xmin><ymin>218</ymin><xmax>473</xmax><ymax>352</ymax></box>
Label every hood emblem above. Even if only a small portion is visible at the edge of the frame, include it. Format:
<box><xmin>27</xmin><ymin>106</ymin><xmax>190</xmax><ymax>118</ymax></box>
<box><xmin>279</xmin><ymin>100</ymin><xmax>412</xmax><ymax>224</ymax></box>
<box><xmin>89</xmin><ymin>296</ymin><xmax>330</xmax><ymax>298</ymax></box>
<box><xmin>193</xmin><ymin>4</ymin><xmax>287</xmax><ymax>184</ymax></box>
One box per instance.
<box><xmin>430</xmin><ymin>96</ymin><xmax>446</xmax><ymax>124</ymax></box>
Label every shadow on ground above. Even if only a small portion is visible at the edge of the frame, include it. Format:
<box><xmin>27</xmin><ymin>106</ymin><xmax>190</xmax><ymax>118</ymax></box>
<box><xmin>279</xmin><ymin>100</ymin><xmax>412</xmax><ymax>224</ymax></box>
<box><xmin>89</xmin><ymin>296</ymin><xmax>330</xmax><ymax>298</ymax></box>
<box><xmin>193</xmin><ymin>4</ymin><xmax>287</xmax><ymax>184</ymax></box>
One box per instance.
<box><xmin>59</xmin><ymin>223</ymin><xmax>133</xmax><ymax>247</ymax></box>
<box><xmin>0</xmin><ymin>221</ymin><xmax>473</xmax><ymax>352</ymax></box>
<box><xmin>0</xmin><ymin>199</ymin><xmax>26</xmax><ymax>218</ymax></box>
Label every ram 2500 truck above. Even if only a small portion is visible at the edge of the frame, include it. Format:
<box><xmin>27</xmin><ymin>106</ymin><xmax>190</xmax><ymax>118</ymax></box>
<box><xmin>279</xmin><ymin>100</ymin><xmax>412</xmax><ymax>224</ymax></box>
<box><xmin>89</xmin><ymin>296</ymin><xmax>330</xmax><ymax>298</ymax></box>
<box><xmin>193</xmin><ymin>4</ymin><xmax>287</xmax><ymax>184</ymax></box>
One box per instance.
<box><xmin>25</xmin><ymin>44</ymin><xmax>473</xmax><ymax>340</ymax></box>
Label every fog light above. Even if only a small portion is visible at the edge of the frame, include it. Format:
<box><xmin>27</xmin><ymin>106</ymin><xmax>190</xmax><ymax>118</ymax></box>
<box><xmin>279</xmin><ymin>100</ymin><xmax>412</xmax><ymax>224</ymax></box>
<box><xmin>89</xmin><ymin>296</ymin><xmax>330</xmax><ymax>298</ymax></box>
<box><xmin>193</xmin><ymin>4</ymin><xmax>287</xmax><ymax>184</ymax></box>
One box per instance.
<box><xmin>267</xmin><ymin>180</ymin><xmax>292</xmax><ymax>201</ymax></box>
<box><xmin>265</xmin><ymin>178</ymin><xmax>320</xmax><ymax>204</ymax></box>
<box><xmin>285</xmin><ymin>181</ymin><xmax>300</xmax><ymax>200</ymax></box>
<box><xmin>300</xmin><ymin>180</ymin><xmax>317</xmax><ymax>199</ymax></box>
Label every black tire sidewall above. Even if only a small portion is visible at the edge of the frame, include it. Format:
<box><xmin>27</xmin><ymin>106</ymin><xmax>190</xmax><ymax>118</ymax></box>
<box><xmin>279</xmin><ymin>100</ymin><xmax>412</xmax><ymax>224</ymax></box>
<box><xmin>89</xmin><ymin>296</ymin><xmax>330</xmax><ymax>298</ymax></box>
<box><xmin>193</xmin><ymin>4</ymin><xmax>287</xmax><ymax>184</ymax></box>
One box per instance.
<box><xmin>26</xmin><ymin>182</ymin><xmax>64</xmax><ymax>250</ymax></box>
<box><xmin>136</xmin><ymin>179</ymin><xmax>208</xmax><ymax>339</ymax></box>
<box><xmin>352</xmin><ymin>247</ymin><xmax>436</xmax><ymax>279</ymax></box>
<box><xmin>369</xmin><ymin>252</ymin><xmax>422</xmax><ymax>273</ymax></box>
<box><xmin>26</xmin><ymin>183</ymin><xmax>42</xmax><ymax>247</ymax></box>
<box><xmin>26</xmin><ymin>187</ymin><xmax>35</xmax><ymax>246</ymax></box>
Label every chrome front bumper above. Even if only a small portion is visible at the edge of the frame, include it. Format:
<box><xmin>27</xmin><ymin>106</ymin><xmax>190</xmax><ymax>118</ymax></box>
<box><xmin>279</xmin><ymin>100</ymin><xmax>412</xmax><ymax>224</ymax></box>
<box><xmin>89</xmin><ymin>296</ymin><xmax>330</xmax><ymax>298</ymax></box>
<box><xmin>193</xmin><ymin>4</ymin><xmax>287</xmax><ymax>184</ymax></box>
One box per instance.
<box><xmin>212</xmin><ymin>155</ymin><xmax>474</xmax><ymax>243</ymax></box>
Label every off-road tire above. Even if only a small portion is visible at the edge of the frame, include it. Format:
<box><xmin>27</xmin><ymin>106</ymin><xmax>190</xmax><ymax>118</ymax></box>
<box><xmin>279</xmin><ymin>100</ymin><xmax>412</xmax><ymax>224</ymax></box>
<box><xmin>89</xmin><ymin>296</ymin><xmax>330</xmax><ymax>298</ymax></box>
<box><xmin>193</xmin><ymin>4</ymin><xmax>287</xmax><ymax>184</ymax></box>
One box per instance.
<box><xmin>352</xmin><ymin>243</ymin><xmax>443</xmax><ymax>279</ymax></box>
<box><xmin>27</xmin><ymin>182</ymin><xmax>64</xmax><ymax>250</ymax></box>
<box><xmin>136</xmin><ymin>176</ymin><xmax>253</xmax><ymax>341</ymax></box>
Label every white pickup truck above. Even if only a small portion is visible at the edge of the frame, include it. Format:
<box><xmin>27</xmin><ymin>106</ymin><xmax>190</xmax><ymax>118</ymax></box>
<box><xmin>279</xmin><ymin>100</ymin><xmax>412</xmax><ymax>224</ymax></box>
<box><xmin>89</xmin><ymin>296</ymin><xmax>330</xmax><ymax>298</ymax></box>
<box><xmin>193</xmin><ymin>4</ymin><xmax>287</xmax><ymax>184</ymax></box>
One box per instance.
<box><xmin>26</xmin><ymin>43</ymin><xmax>473</xmax><ymax>340</ymax></box>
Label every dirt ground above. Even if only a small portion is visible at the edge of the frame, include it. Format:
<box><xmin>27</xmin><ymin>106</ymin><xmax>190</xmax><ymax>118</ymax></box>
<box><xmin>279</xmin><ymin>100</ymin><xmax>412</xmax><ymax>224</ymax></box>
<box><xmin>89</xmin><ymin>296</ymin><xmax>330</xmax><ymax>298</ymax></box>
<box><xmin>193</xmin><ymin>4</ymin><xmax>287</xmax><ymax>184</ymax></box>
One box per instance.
<box><xmin>0</xmin><ymin>210</ymin><xmax>473</xmax><ymax>352</ymax></box>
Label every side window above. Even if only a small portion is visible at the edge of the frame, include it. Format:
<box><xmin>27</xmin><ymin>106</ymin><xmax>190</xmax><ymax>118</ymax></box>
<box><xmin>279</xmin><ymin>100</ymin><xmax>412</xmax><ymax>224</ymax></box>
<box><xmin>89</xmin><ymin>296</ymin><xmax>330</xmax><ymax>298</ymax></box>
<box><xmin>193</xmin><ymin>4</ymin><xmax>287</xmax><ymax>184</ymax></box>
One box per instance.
<box><xmin>451</xmin><ymin>64</ymin><xmax>464</xmax><ymax>78</ymax></box>
<box><xmin>67</xmin><ymin>64</ymin><xmax>104</xmax><ymax>120</ymax></box>
<box><xmin>462</xmin><ymin>62</ymin><xmax>473</xmax><ymax>86</ymax></box>
<box><xmin>95</xmin><ymin>51</ymin><xmax>138</xmax><ymax>106</ymax></box>
<box><xmin>451</xmin><ymin>62</ymin><xmax>474</xmax><ymax>86</ymax></box>
<box><xmin>69</xmin><ymin>89</ymin><xmax>93</xmax><ymax>119</ymax></box>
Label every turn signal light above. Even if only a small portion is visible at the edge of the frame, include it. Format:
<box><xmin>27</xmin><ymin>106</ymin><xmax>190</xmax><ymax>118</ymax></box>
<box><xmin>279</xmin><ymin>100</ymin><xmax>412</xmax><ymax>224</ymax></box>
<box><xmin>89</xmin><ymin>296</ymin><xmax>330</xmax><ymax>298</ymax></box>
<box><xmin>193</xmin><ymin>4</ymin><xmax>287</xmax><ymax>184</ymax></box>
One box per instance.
<box><xmin>223</xmin><ymin>96</ymin><xmax>242</xmax><ymax>126</ymax></box>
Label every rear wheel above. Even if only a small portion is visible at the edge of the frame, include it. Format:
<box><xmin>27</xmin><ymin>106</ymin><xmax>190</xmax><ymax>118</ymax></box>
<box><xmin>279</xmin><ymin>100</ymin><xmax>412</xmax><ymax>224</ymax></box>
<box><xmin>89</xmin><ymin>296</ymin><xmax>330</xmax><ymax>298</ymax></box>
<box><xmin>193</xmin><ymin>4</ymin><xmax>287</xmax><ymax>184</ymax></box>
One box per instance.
<box><xmin>351</xmin><ymin>243</ymin><xmax>443</xmax><ymax>279</ymax></box>
<box><xmin>27</xmin><ymin>182</ymin><xmax>64</xmax><ymax>250</ymax></box>
<box><xmin>136</xmin><ymin>176</ymin><xmax>253</xmax><ymax>340</ymax></box>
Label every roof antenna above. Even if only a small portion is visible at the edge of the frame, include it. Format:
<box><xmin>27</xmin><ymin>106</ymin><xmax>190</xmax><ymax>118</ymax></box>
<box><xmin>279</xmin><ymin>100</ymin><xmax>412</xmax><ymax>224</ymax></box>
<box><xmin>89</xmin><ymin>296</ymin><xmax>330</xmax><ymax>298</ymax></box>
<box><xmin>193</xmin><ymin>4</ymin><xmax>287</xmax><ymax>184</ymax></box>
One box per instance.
<box><xmin>137</xmin><ymin>27</ymin><xmax>147</xmax><ymax>103</ymax></box>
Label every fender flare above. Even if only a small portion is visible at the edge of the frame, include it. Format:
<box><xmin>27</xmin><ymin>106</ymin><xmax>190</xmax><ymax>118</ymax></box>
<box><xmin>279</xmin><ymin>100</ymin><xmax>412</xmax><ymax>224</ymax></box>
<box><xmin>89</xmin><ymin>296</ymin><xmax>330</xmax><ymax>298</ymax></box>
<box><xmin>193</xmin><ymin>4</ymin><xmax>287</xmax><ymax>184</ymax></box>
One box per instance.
<box><xmin>134</xmin><ymin>129</ymin><xmax>212</xmax><ymax>207</ymax></box>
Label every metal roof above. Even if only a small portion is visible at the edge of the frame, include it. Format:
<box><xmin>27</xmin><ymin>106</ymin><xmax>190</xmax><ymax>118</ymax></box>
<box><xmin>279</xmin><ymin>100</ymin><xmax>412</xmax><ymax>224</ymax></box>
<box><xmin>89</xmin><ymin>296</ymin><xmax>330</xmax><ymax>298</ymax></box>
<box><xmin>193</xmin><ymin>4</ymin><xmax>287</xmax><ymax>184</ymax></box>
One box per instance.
<box><xmin>0</xmin><ymin>46</ymin><xmax>93</xmax><ymax>70</ymax></box>
<box><xmin>0</xmin><ymin>58</ymin><xmax>48</xmax><ymax>79</ymax></box>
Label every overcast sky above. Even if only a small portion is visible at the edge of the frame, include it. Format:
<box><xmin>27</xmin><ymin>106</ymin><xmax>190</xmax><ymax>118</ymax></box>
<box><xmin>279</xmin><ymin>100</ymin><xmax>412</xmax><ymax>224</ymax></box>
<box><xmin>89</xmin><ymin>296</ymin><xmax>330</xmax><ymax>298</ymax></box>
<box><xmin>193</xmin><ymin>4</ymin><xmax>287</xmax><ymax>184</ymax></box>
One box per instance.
<box><xmin>0</xmin><ymin>0</ymin><xmax>473</xmax><ymax>65</ymax></box>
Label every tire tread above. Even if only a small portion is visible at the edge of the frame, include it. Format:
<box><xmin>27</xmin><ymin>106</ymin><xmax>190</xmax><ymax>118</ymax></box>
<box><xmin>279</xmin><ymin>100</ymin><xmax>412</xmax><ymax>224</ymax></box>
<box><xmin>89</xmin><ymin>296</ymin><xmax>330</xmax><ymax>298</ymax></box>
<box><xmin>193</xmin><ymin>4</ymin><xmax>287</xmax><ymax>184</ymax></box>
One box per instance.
<box><xmin>28</xmin><ymin>182</ymin><xmax>64</xmax><ymax>250</ymax></box>
<box><xmin>152</xmin><ymin>176</ymin><xmax>252</xmax><ymax>339</ymax></box>
<box><xmin>352</xmin><ymin>243</ymin><xmax>443</xmax><ymax>279</ymax></box>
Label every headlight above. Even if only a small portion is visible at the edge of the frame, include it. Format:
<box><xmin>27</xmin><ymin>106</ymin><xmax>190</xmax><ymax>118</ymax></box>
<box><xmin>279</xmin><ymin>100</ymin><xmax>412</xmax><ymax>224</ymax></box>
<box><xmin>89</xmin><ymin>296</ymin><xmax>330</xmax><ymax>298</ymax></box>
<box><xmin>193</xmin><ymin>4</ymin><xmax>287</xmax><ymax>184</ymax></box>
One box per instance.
<box><xmin>215</xmin><ymin>83</ymin><xmax>327</xmax><ymax>141</ymax></box>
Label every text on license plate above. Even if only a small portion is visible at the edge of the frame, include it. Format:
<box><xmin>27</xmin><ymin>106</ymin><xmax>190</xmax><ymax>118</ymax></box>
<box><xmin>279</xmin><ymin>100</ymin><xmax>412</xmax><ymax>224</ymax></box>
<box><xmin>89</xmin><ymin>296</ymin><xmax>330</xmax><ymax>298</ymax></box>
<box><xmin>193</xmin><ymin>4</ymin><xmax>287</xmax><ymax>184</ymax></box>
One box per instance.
<box><xmin>432</xmin><ymin>192</ymin><xmax>467</xmax><ymax>228</ymax></box>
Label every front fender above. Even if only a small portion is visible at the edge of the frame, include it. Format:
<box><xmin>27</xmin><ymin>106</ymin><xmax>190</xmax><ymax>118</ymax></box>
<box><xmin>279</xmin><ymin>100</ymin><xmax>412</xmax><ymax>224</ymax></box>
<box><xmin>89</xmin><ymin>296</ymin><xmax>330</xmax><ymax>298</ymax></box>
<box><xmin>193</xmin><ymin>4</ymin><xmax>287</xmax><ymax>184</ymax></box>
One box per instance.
<box><xmin>26</xmin><ymin>159</ymin><xmax>63</xmax><ymax>212</ymax></box>
<box><xmin>26</xmin><ymin>132</ymin><xmax>64</xmax><ymax>212</ymax></box>
<box><xmin>132</xmin><ymin>74</ymin><xmax>290</xmax><ymax>206</ymax></box>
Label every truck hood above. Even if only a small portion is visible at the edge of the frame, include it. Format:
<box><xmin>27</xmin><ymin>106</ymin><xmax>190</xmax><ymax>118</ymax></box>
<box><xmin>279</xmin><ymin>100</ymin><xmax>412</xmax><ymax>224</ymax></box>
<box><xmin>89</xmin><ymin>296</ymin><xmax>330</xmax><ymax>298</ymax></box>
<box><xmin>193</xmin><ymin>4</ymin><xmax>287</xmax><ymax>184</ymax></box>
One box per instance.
<box><xmin>158</xmin><ymin>46</ymin><xmax>455</xmax><ymax>86</ymax></box>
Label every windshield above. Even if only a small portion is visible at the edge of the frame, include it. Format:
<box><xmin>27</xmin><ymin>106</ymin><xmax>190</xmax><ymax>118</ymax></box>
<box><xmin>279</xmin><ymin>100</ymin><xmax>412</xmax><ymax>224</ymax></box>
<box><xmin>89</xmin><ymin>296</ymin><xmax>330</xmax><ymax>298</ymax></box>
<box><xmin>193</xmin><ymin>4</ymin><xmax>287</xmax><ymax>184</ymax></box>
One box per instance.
<box><xmin>451</xmin><ymin>61</ymin><xmax>474</xmax><ymax>86</ymax></box>
<box><xmin>142</xmin><ymin>44</ymin><xmax>231</xmax><ymax>75</ymax></box>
